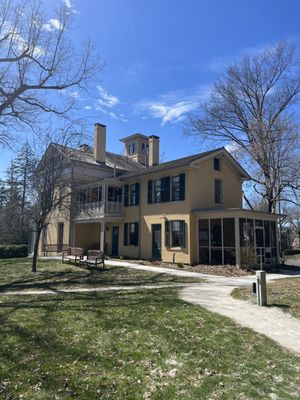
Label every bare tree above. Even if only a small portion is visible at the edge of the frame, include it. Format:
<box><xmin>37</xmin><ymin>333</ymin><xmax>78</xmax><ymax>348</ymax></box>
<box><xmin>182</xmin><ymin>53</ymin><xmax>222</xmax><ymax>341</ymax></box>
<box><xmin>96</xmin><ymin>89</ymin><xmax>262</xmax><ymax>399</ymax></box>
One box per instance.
<box><xmin>0</xmin><ymin>0</ymin><xmax>100</xmax><ymax>147</ymax></box>
<box><xmin>187</xmin><ymin>41</ymin><xmax>300</xmax><ymax>213</ymax></box>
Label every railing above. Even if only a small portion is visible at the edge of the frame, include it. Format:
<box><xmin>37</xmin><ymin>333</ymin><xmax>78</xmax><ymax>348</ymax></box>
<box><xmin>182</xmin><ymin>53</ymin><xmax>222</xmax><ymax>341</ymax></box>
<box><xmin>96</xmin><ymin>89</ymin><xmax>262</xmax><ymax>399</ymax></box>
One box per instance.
<box><xmin>74</xmin><ymin>201</ymin><xmax>124</xmax><ymax>220</ymax></box>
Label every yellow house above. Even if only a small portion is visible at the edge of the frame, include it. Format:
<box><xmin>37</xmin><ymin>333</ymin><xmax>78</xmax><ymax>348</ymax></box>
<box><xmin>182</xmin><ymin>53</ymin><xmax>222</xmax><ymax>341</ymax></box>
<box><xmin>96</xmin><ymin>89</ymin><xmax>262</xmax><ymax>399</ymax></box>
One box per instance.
<box><xmin>40</xmin><ymin>123</ymin><xmax>280</xmax><ymax>266</ymax></box>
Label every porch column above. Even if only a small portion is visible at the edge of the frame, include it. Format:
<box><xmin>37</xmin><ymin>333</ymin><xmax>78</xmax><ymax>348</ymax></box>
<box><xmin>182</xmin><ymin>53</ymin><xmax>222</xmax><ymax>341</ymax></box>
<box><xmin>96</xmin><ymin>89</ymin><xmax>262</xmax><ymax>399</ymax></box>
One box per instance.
<box><xmin>276</xmin><ymin>220</ymin><xmax>281</xmax><ymax>263</ymax></box>
<box><xmin>100</xmin><ymin>221</ymin><xmax>105</xmax><ymax>252</ymax></box>
<box><xmin>234</xmin><ymin>216</ymin><xmax>241</xmax><ymax>267</ymax></box>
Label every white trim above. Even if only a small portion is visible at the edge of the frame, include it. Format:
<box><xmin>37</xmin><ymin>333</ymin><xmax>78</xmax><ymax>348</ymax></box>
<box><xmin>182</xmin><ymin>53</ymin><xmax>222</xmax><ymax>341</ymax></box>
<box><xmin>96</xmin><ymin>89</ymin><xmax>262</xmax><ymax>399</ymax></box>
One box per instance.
<box><xmin>234</xmin><ymin>216</ymin><xmax>240</xmax><ymax>267</ymax></box>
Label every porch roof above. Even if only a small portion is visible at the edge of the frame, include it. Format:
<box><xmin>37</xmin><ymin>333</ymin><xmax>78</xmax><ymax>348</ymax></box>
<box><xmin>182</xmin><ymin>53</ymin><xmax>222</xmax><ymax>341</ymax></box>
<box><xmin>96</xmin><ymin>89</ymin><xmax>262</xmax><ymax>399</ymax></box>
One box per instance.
<box><xmin>192</xmin><ymin>207</ymin><xmax>283</xmax><ymax>220</ymax></box>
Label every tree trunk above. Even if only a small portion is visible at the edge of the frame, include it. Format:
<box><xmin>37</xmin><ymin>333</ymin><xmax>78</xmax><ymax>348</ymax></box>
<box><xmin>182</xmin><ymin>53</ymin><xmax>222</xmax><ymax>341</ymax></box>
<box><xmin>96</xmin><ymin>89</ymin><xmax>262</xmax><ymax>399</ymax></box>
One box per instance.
<box><xmin>32</xmin><ymin>227</ymin><xmax>42</xmax><ymax>272</ymax></box>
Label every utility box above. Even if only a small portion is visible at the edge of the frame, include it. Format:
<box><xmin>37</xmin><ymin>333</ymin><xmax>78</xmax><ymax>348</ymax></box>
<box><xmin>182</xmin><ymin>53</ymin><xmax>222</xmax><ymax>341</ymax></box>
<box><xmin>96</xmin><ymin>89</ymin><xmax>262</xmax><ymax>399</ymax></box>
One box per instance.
<box><xmin>255</xmin><ymin>270</ymin><xmax>267</xmax><ymax>306</ymax></box>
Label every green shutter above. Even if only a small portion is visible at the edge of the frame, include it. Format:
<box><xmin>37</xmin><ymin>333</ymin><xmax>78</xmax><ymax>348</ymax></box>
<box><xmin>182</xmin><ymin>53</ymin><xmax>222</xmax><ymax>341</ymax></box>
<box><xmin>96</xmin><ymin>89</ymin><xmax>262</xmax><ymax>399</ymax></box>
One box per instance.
<box><xmin>135</xmin><ymin>183</ymin><xmax>140</xmax><ymax>206</ymax></box>
<box><xmin>134</xmin><ymin>222</ymin><xmax>139</xmax><ymax>246</ymax></box>
<box><xmin>179</xmin><ymin>174</ymin><xmax>185</xmax><ymax>201</ymax></box>
<box><xmin>124</xmin><ymin>185</ymin><xmax>129</xmax><ymax>207</ymax></box>
<box><xmin>148</xmin><ymin>180</ymin><xmax>153</xmax><ymax>204</ymax></box>
<box><xmin>162</xmin><ymin>177</ymin><xmax>170</xmax><ymax>202</ymax></box>
<box><xmin>165</xmin><ymin>221</ymin><xmax>170</xmax><ymax>247</ymax></box>
<box><xmin>124</xmin><ymin>223</ymin><xmax>128</xmax><ymax>246</ymax></box>
<box><xmin>180</xmin><ymin>221</ymin><xmax>186</xmax><ymax>247</ymax></box>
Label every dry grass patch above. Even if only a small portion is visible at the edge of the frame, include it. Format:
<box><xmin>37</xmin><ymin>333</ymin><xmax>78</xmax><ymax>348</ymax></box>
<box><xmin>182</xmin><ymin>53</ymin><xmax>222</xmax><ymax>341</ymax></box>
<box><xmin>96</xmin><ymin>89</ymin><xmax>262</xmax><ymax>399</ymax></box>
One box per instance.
<box><xmin>232</xmin><ymin>277</ymin><xmax>300</xmax><ymax>319</ymax></box>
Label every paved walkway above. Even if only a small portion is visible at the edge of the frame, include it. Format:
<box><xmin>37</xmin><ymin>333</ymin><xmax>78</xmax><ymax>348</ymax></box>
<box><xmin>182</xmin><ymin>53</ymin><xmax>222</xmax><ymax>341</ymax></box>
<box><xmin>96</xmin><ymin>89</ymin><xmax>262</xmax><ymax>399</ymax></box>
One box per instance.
<box><xmin>0</xmin><ymin>283</ymin><xmax>191</xmax><ymax>296</ymax></box>
<box><xmin>180</xmin><ymin>284</ymin><xmax>300</xmax><ymax>355</ymax></box>
<box><xmin>15</xmin><ymin>257</ymin><xmax>300</xmax><ymax>354</ymax></box>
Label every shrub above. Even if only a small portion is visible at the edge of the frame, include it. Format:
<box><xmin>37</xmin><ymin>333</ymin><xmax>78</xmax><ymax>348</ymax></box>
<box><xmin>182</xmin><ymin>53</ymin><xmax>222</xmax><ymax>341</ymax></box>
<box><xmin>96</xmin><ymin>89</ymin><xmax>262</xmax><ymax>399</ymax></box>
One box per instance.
<box><xmin>0</xmin><ymin>244</ymin><xmax>28</xmax><ymax>259</ymax></box>
<box><xmin>177</xmin><ymin>262</ymin><xmax>184</xmax><ymax>269</ymax></box>
<box><xmin>240</xmin><ymin>246</ymin><xmax>256</xmax><ymax>269</ymax></box>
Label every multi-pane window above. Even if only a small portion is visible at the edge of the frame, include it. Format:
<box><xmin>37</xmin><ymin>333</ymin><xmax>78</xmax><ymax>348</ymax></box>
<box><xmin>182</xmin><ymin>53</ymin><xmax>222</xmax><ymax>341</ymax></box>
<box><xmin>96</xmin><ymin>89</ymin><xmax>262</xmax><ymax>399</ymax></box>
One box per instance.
<box><xmin>148</xmin><ymin>174</ymin><xmax>185</xmax><ymax>204</ymax></box>
<box><xmin>128</xmin><ymin>143</ymin><xmax>136</xmax><ymax>155</ymax></box>
<box><xmin>172</xmin><ymin>176</ymin><xmax>180</xmax><ymax>201</ymax></box>
<box><xmin>215</xmin><ymin>179</ymin><xmax>222</xmax><ymax>204</ymax></box>
<box><xmin>130</xmin><ymin>183</ymin><xmax>139</xmax><ymax>206</ymax></box>
<box><xmin>124</xmin><ymin>183</ymin><xmax>139</xmax><ymax>206</ymax></box>
<box><xmin>108</xmin><ymin>187</ymin><xmax>123</xmax><ymax>203</ymax></box>
<box><xmin>124</xmin><ymin>222</ymin><xmax>139</xmax><ymax>246</ymax></box>
<box><xmin>154</xmin><ymin>179</ymin><xmax>162</xmax><ymax>203</ymax></box>
<box><xmin>214</xmin><ymin>157</ymin><xmax>221</xmax><ymax>171</ymax></box>
<box><xmin>165</xmin><ymin>220</ymin><xmax>185</xmax><ymax>248</ymax></box>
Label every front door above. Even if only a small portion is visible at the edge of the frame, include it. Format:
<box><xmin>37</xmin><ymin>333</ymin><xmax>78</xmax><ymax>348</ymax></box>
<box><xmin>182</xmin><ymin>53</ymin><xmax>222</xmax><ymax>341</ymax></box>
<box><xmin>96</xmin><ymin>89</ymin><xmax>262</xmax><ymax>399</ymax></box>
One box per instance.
<box><xmin>57</xmin><ymin>222</ymin><xmax>64</xmax><ymax>253</ymax></box>
<box><xmin>152</xmin><ymin>224</ymin><xmax>162</xmax><ymax>259</ymax></box>
<box><xmin>112</xmin><ymin>226</ymin><xmax>119</xmax><ymax>257</ymax></box>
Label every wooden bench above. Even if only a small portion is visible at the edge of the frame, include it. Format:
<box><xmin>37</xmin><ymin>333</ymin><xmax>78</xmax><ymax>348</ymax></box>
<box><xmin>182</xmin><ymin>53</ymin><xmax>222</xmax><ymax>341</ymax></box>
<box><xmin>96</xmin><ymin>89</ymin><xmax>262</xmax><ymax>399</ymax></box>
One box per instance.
<box><xmin>62</xmin><ymin>247</ymin><xmax>84</xmax><ymax>264</ymax></box>
<box><xmin>44</xmin><ymin>244</ymin><xmax>68</xmax><ymax>256</ymax></box>
<box><xmin>80</xmin><ymin>250</ymin><xmax>105</xmax><ymax>268</ymax></box>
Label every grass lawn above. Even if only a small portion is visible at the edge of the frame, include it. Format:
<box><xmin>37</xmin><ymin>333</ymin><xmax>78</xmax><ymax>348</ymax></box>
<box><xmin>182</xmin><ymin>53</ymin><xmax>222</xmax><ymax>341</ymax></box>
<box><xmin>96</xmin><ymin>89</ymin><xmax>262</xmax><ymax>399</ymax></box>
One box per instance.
<box><xmin>0</xmin><ymin>258</ymin><xmax>204</xmax><ymax>293</ymax></box>
<box><xmin>287</xmin><ymin>253</ymin><xmax>300</xmax><ymax>260</ymax></box>
<box><xmin>0</xmin><ymin>259</ymin><xmax>299</xmax><ymax>399</ymax></box>
<box><xmin>232</xmin><ymin>278</ymin><xmax>300</xmax><ymax>319</ymax></box>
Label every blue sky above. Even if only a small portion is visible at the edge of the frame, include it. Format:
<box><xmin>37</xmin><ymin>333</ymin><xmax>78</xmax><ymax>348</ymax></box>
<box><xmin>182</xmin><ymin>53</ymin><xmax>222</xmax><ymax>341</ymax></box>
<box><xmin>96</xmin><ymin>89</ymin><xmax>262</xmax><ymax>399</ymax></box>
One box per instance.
<box><xmin>1</xmin><ymin>0</ymin><xmax>300</xmax><ymax>176</ymax></box>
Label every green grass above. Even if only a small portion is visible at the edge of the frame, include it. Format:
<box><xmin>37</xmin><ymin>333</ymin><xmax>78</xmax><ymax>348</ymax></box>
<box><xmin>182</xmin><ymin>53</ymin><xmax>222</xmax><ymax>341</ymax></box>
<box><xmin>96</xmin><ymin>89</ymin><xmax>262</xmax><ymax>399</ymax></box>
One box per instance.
<box><xmin>0</xmin><ymin>258</ymin><xmax>299</xmax><ymax>398</ymax></box>
<box><xmin>287</xmin><ymin>253</ymin><xmax>300</xmax><ymax>260</ymax></box>
<box><xmin>0</xmin><ymin>289</ymin><xmax>299</xmax><ymax>399</ymax></box>
<box><xmin>0</xmin><ymin>258</ymin><xmax>204</xmax><ymax>293</ymax></box>
<box><xmin>232</xmin><ymin>278</ymin><xmax>300</xmax><ymax>319</ymax></box>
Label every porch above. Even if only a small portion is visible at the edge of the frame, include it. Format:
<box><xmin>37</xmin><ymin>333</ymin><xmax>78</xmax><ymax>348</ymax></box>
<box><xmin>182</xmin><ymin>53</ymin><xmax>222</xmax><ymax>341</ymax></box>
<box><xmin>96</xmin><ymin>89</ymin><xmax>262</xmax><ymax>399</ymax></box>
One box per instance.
<box><xmin>193</xmin><ymin>208</ymin><xmax>281</xmax><ymax>267</ymax></box>
<box><xmin>73</xmin><ymin>179</ymin><xmax>124</xmax><ymax>222</ymax></box>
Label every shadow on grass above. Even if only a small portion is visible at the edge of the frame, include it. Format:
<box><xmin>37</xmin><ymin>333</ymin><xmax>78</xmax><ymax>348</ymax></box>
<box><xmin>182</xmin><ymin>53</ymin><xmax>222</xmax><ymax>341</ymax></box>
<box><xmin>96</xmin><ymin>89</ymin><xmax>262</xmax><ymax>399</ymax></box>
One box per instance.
<box><xmin>0</xmin><ymin>264</ymin><xmax>187</xmax><ymax>293</ymax></box>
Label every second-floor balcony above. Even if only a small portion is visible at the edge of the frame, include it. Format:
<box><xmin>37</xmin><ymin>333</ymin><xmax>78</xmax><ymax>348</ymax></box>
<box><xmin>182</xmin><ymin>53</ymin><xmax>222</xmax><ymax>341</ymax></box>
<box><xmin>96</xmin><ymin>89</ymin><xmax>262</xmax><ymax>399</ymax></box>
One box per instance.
<box><xmin>73</xmin><ymin>180</ymin><xmax>124</xmax><ymax>221</ymax></box>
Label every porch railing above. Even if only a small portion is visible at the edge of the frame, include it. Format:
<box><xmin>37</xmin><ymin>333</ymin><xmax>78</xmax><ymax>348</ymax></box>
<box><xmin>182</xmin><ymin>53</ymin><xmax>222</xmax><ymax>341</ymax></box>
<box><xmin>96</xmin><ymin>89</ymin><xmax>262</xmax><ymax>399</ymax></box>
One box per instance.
<box><xmin>74</xmin><ymin>200</ymin><xmax>124</xmax><ymax>220</ymax></box>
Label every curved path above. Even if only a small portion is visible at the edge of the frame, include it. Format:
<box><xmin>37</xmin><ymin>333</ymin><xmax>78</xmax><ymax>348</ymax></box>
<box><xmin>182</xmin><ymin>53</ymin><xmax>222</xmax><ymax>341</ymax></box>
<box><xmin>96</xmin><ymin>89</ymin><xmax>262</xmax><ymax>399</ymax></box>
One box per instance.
<box><xmin>180</xmin><ymin>283</ymin><xmax>300</xmax><ymax>355</ymax></box>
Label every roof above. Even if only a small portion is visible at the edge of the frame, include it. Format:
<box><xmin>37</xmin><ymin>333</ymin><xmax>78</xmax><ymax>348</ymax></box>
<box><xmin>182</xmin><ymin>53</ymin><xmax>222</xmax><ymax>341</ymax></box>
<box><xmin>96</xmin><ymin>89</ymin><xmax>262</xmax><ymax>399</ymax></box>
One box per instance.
<box><xmin>120</xmin><ymin>147</ymin><xmax>250</xmax><ymax>179</ymax></box>
<box><xmin>120</xmin><ymin>133</ymin><xmax>149</xmax><ymax>142</ymax></box>
<box><xmin>52</xmin><ymin>144</ymin><xmax>145</xmax><ymax>173</ymax></box>
<box><xmin>192</xmin><ymin>207</ymin><xmax>282</xmax><ymax>219</ymax></box>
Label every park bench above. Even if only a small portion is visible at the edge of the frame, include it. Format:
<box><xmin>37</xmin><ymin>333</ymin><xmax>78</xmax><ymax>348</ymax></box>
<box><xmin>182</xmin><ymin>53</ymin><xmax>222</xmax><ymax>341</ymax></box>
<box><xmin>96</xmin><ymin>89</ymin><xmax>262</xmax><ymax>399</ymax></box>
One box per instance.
<box><xmin>44</xmin><ymin>243</ymin><xmax>68</xmax><ymax>256</ymax></box>
<box><xmin>62</xmin><ymin>247</ymin><xmax>84</xmax><ymax>264</ymax></box>
<box><xmin>80</xmin><ymin>250</ymin><xmax>105</xmax><ymax>268</ymax></box>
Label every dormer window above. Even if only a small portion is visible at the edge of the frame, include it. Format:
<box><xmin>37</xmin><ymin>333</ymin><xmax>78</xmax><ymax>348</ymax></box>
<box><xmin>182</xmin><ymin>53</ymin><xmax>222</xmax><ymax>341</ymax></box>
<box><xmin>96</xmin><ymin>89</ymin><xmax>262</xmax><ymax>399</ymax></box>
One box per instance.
<box><xmin>214</xmin><ymin>157</ymin><xmax>221</xmax><ymax>171</ymax></box>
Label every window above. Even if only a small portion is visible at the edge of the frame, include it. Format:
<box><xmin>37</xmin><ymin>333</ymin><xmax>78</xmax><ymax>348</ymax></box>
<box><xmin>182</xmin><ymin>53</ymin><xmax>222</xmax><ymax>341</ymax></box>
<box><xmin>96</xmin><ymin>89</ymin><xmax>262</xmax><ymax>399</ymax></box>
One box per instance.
<box><xmin>124</xmin><ymin>222</ymin><xmax>139</xmax><ymax>246</ymax></box>
<box><xmin>141</xmin><ymin>143</ymin><xmax>145</xmax><ymax>153</ymax></box>
<box><xmin>124</xmin><ymin>184</ymin><xmax>139</xmax><ymax>206</ymax></box>
<box><xmin>130</xmin><ymin>183</ymin><xmax>140</xmax><ymax>206</ymax></box>
<box><xmin>165</xmin><ymin>220</ymin><xmax>185</xmax><ymax>248</ymax></box>
<box><xmin>132</xmin><ymin>143</ymin><xmax>135</xmax><ymax>154</ymax></box>
<box><xmin>171</xmin><ymin>174</ymin><xmax>185</xmax><ymax>201</ymax></box>
<box><xmin>146</xmin><ymin>144</ymin><xmax>149</xmax><ymax>155</ymax></box>
<box><xmin>91</xmin><ymin>186</ymin><xmax>102</xmax><ymax>203</ymax></box>
<box><xmin>215</xmin><ymin>179</ymin><xmax>222</xmax><ymax>204</ymax></box>
<box><xmin>214</xmin><ymin>157</ymin><xmax>221</xmax><ymax>171</ymax></box>
<box><xmin>154</xmin><ymin>179</ymin><xmax>162</xmax><ymax>203</ymax></box>
<box><xmin>148</xmin><ymin>174</ymin><xmax>185</xmax><ymax>204</ymax></box>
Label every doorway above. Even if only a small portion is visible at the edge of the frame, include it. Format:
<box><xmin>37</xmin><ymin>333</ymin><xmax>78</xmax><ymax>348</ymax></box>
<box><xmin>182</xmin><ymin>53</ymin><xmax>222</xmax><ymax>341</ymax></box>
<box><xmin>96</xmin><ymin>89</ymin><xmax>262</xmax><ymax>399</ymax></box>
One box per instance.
<box><xmin>57</xmin><ymin>222</ymin><xmax>64</xmax><ymax>252</ymax></box>
<box><xmin>112</xmin><ymin>226</ymin><xmax>119</xmax><ymax>257</ymax></box>
<box><xmin>152</xmin><ymin>224</ymin><xmax>162</xmax><ymax>259</ymax></box>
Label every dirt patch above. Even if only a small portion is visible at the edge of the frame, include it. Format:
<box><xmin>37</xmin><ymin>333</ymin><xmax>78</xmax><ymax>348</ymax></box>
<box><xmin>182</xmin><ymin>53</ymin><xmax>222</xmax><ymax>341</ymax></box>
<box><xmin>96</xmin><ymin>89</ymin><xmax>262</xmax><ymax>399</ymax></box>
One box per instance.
<box><xmin>109</xmin><ymin>258</ymin><xmax>253</xmax><ymax>277</ymax></box>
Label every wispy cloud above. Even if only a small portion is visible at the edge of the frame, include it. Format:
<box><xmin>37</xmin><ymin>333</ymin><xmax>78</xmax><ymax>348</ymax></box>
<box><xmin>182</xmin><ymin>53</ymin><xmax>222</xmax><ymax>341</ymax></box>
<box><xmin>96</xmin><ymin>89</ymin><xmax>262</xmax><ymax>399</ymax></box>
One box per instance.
<box><xmin>43</xmin><ymin>18</ymin><xmax>63</xmax><ymax>31</ymax></box>
<box><xmin>84</xmin><ymin>85</ymin><xmax>127</xmax><ymax>122</ymax></box>
<box><xmin>63</xmin><ymin>0</ymin><xmax>80</xmax><ymax>14</ymax></box>
<box><xmin>96</xmin><ymin>85</ymin><xmax>120</xmax><ymax>109</ymax></box>
<box><xmin>137</xmin><ymin>86</ymin><xmax>211</xmax><ymax>126</ymax></box>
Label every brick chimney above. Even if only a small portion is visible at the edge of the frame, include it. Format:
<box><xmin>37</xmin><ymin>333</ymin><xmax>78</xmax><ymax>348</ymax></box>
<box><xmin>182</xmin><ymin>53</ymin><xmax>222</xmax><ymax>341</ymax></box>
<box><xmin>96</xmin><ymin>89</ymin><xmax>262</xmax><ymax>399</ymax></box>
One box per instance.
<box><xmin>148</xmin><ymin>135</ymin><xmax>160</xmax><ymax>166</ymax></box>
<box><xmin>94</xmin><ymin>123</ymin><xmax>106</xmax><ymax>163</ymax></box>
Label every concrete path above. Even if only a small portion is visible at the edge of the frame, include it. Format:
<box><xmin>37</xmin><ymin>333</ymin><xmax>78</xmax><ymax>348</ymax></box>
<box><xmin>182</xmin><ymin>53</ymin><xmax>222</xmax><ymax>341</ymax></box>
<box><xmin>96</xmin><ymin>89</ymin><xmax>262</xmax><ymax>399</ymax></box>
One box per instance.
<box><xmin>0</xmin><ymin>283</ymin><xmax>191</xmax><ymax>296</ymax></box>
<box><xmin>180</xmin><ymin>284</ymin><xmax>300</xmax><ymax>355</ymax></box>
<box><xmin>30</xmin><ymin>257</ymin><xmax>300</xmax><ymax>354</ymax></box>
